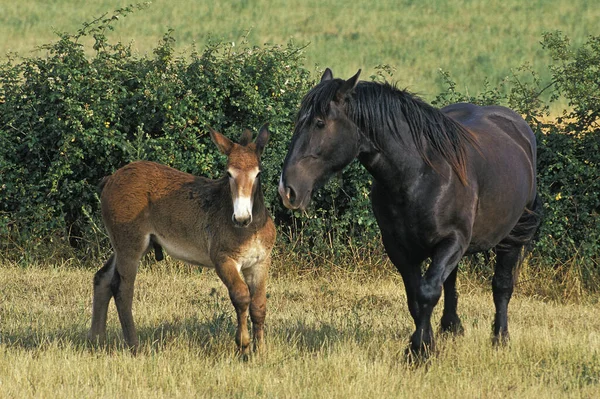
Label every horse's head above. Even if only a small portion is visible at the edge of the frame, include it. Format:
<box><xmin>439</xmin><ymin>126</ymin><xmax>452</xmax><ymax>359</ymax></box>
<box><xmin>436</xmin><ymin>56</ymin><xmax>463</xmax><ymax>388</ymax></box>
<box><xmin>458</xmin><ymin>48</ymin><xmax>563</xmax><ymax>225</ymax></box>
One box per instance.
<box><xmin>279</xmin><ymin>68</ymin><xmax>362</xmax><ymax>210</ymax></box>
<box><xmin>210</xmin><ymin>125</ymin><xmax>270</xmax><ymax>227</ymax></box>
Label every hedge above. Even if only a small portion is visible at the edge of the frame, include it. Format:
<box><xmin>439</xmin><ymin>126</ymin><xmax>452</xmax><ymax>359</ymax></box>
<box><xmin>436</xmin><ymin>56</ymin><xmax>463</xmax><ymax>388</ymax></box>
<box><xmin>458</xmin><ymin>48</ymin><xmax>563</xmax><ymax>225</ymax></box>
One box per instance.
<box><xmin>0</xmin><ymin>8</ymin><xmax>598</xmax><ymax>274</ymax></box>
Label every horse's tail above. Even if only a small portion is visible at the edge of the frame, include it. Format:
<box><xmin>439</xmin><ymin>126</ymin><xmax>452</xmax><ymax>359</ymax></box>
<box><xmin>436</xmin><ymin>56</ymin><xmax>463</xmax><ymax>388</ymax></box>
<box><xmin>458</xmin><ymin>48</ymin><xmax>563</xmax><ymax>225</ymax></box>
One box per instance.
<box><xmin>498</xmin><ymin>192</ymin><xmax>543</xmax><ymax>282</ymax></box>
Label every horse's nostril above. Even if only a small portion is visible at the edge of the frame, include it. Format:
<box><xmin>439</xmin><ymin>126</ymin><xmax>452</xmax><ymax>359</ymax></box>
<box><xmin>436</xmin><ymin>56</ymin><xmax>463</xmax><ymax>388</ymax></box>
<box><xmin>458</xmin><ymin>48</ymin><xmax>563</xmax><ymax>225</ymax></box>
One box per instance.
<box><xmin>287</xmin><ymin>186</ymin><xmax>297</xmax><ymax>204</ymax></box>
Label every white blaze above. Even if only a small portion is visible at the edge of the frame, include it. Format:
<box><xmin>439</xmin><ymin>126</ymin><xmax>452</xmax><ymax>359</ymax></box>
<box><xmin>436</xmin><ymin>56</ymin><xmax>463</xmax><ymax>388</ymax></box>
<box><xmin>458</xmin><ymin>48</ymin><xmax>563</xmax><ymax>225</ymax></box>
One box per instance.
<box><xmin>233</xmin><ymin>195</ymin><xmax>253</xmax><ymax>222</ymax></box>
<box><xmin>229</xmin><ymin>166</ymin><xmax>260</xmax><ymax>224</ymax></box>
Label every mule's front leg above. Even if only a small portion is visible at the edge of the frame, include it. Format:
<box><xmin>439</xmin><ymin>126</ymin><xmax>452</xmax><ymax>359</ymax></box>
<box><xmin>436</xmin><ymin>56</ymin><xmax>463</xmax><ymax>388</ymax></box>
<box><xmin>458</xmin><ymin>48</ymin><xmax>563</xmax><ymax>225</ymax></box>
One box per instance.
<box><xmin>411</xmin><ymin>235</ymin><xmax>466</xmax><ymax>357</ymax></box>
<box><xmin>216</xmin><ymin>259</ymin><xmax>251</xmax><ymax>356</ymax></box>
<box><xmin>242</xmin><ymin>260</ymin><xmax>269</xmax><ymax>353</ymax></box>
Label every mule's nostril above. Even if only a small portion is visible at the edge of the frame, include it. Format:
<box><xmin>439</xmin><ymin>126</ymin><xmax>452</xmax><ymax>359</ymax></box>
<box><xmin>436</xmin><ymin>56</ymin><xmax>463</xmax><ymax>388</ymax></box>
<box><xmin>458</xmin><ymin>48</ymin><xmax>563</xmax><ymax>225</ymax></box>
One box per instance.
<box><xmin>232</xmin><ymin>214</ymin><xmax>252</xmax><ymax>228</ymax></box>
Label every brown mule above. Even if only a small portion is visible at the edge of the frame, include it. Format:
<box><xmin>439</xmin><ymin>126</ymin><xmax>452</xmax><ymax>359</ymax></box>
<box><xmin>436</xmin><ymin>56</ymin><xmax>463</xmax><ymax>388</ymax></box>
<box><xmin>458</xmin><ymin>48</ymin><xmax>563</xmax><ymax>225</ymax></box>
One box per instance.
<box><xmin>88</xmin><ymin>125</ymin><xmax>276</xmax><ymax>355</ymax></box>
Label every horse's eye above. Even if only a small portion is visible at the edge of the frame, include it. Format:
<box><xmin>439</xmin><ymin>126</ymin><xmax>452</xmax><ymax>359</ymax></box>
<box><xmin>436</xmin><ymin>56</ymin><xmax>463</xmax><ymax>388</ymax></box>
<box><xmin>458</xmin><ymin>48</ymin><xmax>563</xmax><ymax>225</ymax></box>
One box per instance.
<box><xmin>315</xmin><ymin>119</ymin><xmax>325</xmax><ymax>128</ymax></box>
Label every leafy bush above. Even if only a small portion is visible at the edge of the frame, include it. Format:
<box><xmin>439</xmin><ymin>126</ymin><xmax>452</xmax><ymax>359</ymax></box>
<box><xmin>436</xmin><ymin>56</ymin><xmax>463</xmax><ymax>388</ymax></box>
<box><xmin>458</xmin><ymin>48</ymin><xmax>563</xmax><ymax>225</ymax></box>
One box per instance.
<box><xmin>0</xmin><ymin>6</ymin><xmax>312</xmax><ymax>260</ymax></box>
<box><xmin>0</xmin><ymin>6</ymin><xmax>381</xmax><ymax>263</ymax></box>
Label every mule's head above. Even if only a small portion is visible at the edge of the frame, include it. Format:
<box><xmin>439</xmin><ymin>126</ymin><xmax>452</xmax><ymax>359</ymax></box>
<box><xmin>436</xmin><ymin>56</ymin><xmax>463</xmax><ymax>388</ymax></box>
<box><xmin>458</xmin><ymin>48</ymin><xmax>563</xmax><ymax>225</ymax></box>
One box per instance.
<box><xmin>279</xmin><ymin>68</ymin><xmax>362</xmax><ymax>210</ymax></box>
<box><xmin>210</xmin><ymin>125</ymin><xmax>270</xmax><ymax>228</ymax></box>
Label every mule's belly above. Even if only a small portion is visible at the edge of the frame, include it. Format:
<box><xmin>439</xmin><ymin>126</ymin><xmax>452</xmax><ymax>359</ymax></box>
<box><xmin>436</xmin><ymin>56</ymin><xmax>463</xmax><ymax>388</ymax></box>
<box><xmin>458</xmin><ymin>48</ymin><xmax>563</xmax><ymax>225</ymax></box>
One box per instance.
<box><xmin>152</xmin><ymin>234</ymin><xmax>214</xmax><ymax>268</ymax></box>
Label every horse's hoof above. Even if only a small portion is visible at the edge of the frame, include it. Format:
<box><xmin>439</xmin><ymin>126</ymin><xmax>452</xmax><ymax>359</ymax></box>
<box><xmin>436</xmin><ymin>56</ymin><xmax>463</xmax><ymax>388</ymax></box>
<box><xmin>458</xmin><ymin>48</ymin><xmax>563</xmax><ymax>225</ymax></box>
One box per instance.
<box><xmin>492</xmin><ymin>332</ymin><xmax>510</xmax><ymax>347</ymax></box>
<box><xmin>404</xmin><ymin>342</ymin><xmax>434</xmax><ymax>365</ymax></box>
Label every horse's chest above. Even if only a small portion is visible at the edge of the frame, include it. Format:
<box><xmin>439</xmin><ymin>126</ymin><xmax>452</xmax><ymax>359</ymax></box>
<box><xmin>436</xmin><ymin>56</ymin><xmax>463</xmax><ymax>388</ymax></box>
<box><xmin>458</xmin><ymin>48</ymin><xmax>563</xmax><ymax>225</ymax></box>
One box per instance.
<box><xmin>371</xmin><ymin>184</ymin><xmax>438</xmax><ymax>249</ymax></box>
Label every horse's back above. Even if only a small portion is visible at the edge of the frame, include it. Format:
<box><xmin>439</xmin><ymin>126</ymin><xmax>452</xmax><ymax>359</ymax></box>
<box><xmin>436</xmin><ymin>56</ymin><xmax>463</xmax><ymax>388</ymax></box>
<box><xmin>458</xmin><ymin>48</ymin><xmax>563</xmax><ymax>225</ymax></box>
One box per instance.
<box><xmin>443</xmin><ymin>103</ymin><xmax>536</xmax><ymax>162</ymax></box>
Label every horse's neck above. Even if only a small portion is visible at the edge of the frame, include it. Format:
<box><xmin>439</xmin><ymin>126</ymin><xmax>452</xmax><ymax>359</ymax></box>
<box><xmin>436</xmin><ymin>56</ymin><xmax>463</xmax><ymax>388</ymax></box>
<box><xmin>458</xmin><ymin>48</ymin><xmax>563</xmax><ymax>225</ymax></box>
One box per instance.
<box><xmin>250</xmin><ymin>181</ymin><xmax>269</xmax><ymax>227</ymax></box>
<box><xmin>357</xmin><ymin>129</ymin><xmax>425</xmax><ymax>194</ymax></box>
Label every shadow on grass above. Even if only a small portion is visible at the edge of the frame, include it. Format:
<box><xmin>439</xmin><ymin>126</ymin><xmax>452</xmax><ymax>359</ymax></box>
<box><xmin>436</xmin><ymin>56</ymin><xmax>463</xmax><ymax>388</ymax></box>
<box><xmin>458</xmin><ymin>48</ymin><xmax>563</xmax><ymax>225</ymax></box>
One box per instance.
<box><xmin>0</xmin><ymin>311</ymin><xmax>237</xmax><ymax>356</ymax></box>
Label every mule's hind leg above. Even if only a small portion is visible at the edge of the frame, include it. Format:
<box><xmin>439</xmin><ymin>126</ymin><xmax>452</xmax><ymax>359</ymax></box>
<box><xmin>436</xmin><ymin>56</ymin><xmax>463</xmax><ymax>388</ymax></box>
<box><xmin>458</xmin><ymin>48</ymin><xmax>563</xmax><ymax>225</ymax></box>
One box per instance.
<box><xmin>88</xmin><ymin>253</ymin><xmax>116</xmax><ymax>343</ymax></box>
<box><xmin>242</xmin><ymin>260</ymin><xmax>269</xmax><ymax>353</ymax></box>
<box><xmin>111</xmin><ymin>252</ymin><xmax>142</xmax><ymax>351</ymax></box>
<box><xmin>491</xmin><ymin>245</ymin><xmax>521</xmax><ymax>345</ymax></box>
<box><xmin>440</xmin><ymin>266</ymin><xmax>464</xmax><ymax>335</ymax></box>
<box><xmin>216</xmin><ymin>258</ymin><xmax>251</xmax><ymax>356</ymax></box>
<box><xmin>110</xmin><ymin>234</ymin><xmax>147</xmax><ymax>352</ymax></box>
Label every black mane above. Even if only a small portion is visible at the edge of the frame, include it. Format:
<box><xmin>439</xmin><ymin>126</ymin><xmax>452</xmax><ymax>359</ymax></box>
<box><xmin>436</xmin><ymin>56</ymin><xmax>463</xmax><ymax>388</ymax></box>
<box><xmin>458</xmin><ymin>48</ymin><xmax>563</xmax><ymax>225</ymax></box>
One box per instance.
<box><xmin>297</xmin><ymin>79</ymin><xmax>477</xmax><ymax>184</ymax></box>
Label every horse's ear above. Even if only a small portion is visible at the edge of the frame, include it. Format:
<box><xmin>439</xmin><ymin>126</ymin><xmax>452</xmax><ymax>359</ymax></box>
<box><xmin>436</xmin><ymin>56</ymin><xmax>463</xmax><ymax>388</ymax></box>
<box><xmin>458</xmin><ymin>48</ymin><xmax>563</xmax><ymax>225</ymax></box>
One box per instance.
<box><xmin>255</xmin><ymin>123</ymin><xmax>270</xmax><ymax>156</ymax></box>
<box><xmin>321</xmin><ymin>68</ymin><xmax>334</xmax><ymax>82</ymax></box>
<box><xmin>239</xmin><ymin>129</ymin><xmax>253</xmax><ymax>146</ymax></box>
<box><xmin>209</xmin><ymin>127</ymin><xmax>234</xmax><ymax>155</ymax></box>
<box><xmin>336</xmin><ymin>69</ymin><xmax>361</xmax><ymax>101</ymax></box>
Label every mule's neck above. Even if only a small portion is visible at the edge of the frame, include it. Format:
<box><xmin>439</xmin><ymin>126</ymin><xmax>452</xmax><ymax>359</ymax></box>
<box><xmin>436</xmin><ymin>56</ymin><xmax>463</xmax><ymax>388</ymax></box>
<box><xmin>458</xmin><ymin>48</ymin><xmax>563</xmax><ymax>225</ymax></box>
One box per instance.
<box><xmin>249</xmin><ymin>179</ymin><xmax>269</xmax><ymax>228</ymax></box>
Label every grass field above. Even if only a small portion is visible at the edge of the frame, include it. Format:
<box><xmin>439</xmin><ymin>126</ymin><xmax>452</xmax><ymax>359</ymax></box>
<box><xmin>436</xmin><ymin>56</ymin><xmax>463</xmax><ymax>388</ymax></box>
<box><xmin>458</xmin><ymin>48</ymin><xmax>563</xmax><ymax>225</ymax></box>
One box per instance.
<box><xmin>1</xmin><ymin>0</ymin><xmax>598</xmax><ymax>100</ymax></box>
<box><xmin>1</xmin><ymin>259</ymin><xmax>599</xmax><ymax>398</ymax></box>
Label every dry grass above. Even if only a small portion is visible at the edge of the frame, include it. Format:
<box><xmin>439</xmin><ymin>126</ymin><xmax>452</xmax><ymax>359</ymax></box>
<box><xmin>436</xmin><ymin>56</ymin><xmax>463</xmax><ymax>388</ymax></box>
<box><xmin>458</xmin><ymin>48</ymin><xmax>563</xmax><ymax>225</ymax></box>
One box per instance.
<box><xmin>1</xmin><ymin>257</ymin><xmax>599</xmax><ymax>398</ymax></box>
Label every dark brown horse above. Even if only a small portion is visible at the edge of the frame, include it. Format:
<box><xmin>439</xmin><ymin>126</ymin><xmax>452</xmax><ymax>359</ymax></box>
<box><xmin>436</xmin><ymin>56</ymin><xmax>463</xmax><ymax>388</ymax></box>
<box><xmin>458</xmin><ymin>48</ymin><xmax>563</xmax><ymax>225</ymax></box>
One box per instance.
<box><xmin>278</xmin><ymin>69</ymin><xmax>541</xmax><ymax>356</ymax></box>
<box><xmin>88</xmin><ymin>126</ymin><xmax>276</xmax><ymax>356</ymax></box>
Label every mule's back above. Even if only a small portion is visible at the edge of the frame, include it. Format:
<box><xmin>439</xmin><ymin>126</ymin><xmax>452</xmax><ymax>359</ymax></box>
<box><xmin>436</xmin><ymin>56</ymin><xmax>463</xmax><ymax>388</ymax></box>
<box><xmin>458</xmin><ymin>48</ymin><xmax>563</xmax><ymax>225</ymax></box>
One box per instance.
<box><xmin>100</xmin><ymin>160</ymin><xmax>220</xmax><ymax>266</ymax></box>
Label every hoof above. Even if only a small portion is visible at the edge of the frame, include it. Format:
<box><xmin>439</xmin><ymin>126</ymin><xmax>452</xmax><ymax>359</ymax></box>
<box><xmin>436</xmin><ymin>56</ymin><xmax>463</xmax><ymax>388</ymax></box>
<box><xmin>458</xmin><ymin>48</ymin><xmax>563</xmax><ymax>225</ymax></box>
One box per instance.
<box><xmin>492</xmin><ymin>332</ymin><xmax>510</xmax><ymax>347</ymax></box>
<box><xmin>440</xmin><ymin>315</ymin><xmax>464</xmax><ymax>335</ymax></box>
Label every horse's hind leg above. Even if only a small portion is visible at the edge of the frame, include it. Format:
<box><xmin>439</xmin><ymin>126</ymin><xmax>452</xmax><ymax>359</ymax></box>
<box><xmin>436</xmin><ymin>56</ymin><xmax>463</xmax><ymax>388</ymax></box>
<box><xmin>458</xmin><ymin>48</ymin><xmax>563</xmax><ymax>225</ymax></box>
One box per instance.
<box><xmin>491</xmin><ymin>245</ymin><xmax>521</xmax><ymax>345</ymax></box>
<box><xmin>88</xmin><ymin>253</ymin><xmax>116</xmax><ymax>344</ymax></box>
<box><xmin>440</xmin><ymin>266</ymin><xmax>464</xmax><ymax>335</ymax></box>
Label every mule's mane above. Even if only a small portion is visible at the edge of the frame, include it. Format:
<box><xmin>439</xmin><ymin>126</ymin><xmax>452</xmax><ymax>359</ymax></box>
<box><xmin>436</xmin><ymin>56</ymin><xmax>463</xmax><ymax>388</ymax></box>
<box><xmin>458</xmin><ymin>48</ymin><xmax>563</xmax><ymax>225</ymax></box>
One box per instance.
<box><xmin>297</xmin><ymin>80</ymin><xmax>477</xmax><ymax>185</ymax></box>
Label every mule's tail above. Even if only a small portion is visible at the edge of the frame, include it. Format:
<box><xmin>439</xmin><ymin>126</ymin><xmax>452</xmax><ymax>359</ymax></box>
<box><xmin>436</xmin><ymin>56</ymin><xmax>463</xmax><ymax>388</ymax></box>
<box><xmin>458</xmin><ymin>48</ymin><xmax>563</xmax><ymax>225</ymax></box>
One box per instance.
<box><xmin>97</xmin><ymin>176</ymin><xmax>110</xmax><ymax>194</ymax></box>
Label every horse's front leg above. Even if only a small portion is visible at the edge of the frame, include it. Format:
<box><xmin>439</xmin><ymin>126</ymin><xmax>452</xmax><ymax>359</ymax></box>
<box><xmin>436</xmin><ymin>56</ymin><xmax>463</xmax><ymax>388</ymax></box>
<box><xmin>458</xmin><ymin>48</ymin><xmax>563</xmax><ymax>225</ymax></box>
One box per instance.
<box><xmin>440</xmin><ymin>266</ymin><xmax>464</xmax><ymax>335</ymax></box>
<box><xmin>215</xmin><ymin>258</ymin><xmax>251</xmax><ymax>357</ymax></box>
<box><xmin>242</xmin><ymin>258</ymin><xmax>270</xmax><ymax>353</ymax></box>
<box><xmin>412</xmin><ymin>234</ymin><xmax>467</xmax><ymax>357</ymax></box>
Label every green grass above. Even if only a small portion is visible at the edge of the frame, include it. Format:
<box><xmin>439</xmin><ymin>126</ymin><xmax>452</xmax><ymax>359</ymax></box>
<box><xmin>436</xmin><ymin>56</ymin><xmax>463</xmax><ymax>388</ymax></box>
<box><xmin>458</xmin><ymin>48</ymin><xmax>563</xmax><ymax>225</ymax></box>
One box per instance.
<box><xmin>1</xmin><ymin>259</ymin><xmax>599</xmax><ymax>398</ymax></box>
<box><xmin>0</xmin><ymin>0</ymin><xmax>598</xmax><ymax>100</ymax></box>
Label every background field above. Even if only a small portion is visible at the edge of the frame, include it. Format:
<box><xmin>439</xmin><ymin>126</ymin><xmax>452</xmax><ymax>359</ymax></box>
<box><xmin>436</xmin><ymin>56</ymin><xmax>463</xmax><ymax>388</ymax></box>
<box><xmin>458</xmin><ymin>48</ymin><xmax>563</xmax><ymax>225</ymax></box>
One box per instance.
<box><xmin>1</xmin><ymin>260</ymin><xmax>599</xmax><ymax>398</ymax></box>
<box><xmin>1</xmin><ymin>1</ymin><xmax>599</xmax><ymax>397</ymax></box>
<box><xmin>1</xmin><ymin>0</ymin><xmax>598</xmax><ymax>100</ymax></box>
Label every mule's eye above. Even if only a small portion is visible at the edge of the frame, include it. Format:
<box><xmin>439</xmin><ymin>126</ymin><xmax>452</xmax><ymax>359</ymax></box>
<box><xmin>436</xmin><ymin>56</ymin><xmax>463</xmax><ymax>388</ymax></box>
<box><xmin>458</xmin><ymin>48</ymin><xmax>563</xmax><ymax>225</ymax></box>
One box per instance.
<box><xmin>226</xmin><ymin>171</ymin><xmax>233</xmax><ymax>178</ymax></box>
<box><xmin>315</xmin><ymin>119</ymin><xmax>325</xmax><ymax>129</ymax></box>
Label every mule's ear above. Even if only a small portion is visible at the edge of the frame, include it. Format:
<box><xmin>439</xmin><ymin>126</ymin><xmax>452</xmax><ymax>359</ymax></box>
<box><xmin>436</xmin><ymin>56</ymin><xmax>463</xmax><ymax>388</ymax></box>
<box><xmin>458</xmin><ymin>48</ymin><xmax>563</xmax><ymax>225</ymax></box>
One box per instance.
<box><xmin>255</xmin><ymin>123</ymin><xmax>270</xmax><ymax>156</ymax></box>
<box><xmin>209</xmin><ymin>127</ymin><xmax>234</xmax><ymax>155</ymax></box>
<box><xmin>321</xmin><ymin>68</ymin><xmax>334</xmax><ymax>82</ymax></box>
<box><xmin>239</xmin><ymin>129</ymin><xmax>253</xmax><ymax>146</ymax></box>
<box><xmin>336</xmin><ymin>69</ymin><xmax>361</xmax><ymax>101</ymax></box>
